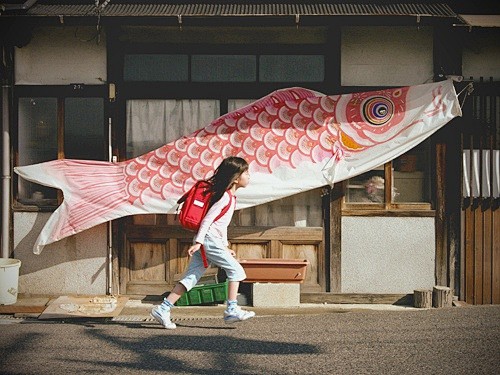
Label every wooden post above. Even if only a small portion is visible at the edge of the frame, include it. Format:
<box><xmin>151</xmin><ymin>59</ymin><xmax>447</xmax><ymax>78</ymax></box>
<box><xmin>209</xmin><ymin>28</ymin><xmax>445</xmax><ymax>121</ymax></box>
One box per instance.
<box><xmin>329</xmin><ymin>183</ymin><xmax>343</xmax><ymax>293</ymax></box>
<box><xmin>414</xmin><ymin>289</ymin><xmax>432</xmax><ymax>308</ymax></box>
<box><xmin>433</xmin><ymin>286</ymin><xmax>452</xmax><ymax>308</ymax></box>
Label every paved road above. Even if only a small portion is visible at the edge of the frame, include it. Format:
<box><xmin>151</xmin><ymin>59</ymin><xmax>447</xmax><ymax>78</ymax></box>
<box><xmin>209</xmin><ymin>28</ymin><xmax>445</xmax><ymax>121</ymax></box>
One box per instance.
<box><xmin>1</xmin><ymin>305</ymin><xmax>499</xmax><ymax>374</ymax></box>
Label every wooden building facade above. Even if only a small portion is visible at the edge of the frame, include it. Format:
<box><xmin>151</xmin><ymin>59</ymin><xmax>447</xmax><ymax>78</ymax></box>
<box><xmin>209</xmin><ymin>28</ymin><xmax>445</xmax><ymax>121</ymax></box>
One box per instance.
<box><xmin>1</xmin><ymin>1</ymin><xmax>498</xmax><ymax>304</ymax></box>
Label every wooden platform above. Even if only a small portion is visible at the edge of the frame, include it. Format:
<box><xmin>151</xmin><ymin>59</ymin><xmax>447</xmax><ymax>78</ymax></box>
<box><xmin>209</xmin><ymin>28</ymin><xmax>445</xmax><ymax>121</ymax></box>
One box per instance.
<box><xmin>301</xmin><ymin>293</ymin><xmax>413</xmax><ymax>305</ymax></box>
<box><xmin>0</xmin><ymin>297</ymin><xmax>50</xmax><ymax>314</ymax></box>
<box><xmin>0</xmin><ymin>305</ymin><xmax>47</xmax><ymax>314</ymax></box>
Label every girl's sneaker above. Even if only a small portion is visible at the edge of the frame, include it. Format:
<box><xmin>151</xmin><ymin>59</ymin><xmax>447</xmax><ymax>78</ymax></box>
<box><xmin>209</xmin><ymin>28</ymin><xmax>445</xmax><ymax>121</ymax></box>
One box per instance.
<box><xmin>151</xmin><ymin>306</ymin><xmax>176</xmax><ymax>329</ymax></box>
<box><xmin>223</xmin><ymin>308</ymin><xmax>256</xmax><ymax>323</ymax></box>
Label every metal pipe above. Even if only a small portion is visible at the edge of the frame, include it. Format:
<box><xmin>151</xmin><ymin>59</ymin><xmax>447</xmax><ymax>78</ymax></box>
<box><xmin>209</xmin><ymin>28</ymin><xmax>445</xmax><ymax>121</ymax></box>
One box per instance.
<box><xmin>107</xmin><ymin>221</ymin><xmax>112</xmax><ymax>295</ymax></box>
<box><xmin>107</xmin><ymin>117</ymin><xmax>113</xmax><ymax>294</ymax></box>
<box><xmin>2</xmin><ymin>84</ymin><xmax>11</xmax><ymax>258</ymax></box>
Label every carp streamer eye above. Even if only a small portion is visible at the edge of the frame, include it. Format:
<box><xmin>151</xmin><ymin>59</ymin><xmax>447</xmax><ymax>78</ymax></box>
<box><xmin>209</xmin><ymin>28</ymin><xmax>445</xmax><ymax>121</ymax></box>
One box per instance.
<box><xmin>362</xmin><ymin>96</ymin><xmax>394</xmax><ymax>126</ymax></box>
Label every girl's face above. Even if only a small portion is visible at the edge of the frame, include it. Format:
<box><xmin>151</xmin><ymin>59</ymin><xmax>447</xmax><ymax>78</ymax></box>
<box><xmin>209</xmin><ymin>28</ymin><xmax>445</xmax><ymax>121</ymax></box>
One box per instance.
<box><xmin>233</xmin><ymin>170</ymin><xmax>250</xmax><ymax>189</ymax></box>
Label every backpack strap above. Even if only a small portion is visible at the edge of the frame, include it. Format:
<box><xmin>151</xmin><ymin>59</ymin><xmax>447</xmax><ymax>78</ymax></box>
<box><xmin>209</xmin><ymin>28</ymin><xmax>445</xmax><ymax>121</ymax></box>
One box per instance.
<box><xmin>200</xmin><ymin>191</ymin><xmax>234</xmax><ymax>269</ymax></box>
<box><xmin>213</xmin><ymin>191</ymin><xmax>234</xmax><ymax>223</ymax></box>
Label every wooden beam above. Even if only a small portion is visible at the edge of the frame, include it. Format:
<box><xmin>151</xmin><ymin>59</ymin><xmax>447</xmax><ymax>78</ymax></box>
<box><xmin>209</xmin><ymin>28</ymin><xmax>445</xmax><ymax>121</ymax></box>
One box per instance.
<box><xmin>0</xmin><ymin>305</ymin><xmax>47</xmax><ymax>314</ymax></box>
<box><xmin>342</xmin><ymin>209</ymin><xmax>435</xmax><ymax>217</ymax></box>
<box><xmin>329</xmin><ymin>183</ymin><xmax>343</xmax><ymax>293</ymax></box>
<box><xmin>301</xmin><ymin>293</ymin><xmax>412</xmax><ymax>305</ymax></box>
<box><xmin>432</xmin><ymin>22</ymin><xmax>463</xmax><ymax>292</ymax></box>
<box><xmin>435</xmin><ymin>142</ymin><xmax>447</xmax><ymax>286</ymax></box>
<box><xmin>384</xmin><ymin>162</ymin><xmax>392</xmax><ymax>209</ymax></box>
<box><xmin>445</xmin><ymin>117</ymin><xmax>463</xmax><ymax>297</ymax></box>
<box><xmin>229</xmin><ymin>226</ymin><xmax>323</xmax><ymax>241</ymax></box>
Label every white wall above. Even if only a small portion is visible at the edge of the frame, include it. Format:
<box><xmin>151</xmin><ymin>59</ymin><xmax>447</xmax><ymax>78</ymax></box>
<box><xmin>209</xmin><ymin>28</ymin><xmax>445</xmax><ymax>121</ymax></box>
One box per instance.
<box><xmin>462</xmin><ymin>30</ymin><xmax>500</xmax><ymax>80</ymax></box>
<box><xmin>341</xmin><ymin>217</ymin><xmax>435</xmax><ymax>293</ymax></box>
<box><xmin>15</xmin><ymin>26</ymin><xmax>107</xmax><ymax>85</ymax></box>
<box><xmin>341</xmin><ymin>26</ymin><xmax>433</xmax><ymax>86</ymax></box>
<box><xmin>13</xmin><ymin>212</ymin><xmax>107</xmax><ymax>295</ymax></box>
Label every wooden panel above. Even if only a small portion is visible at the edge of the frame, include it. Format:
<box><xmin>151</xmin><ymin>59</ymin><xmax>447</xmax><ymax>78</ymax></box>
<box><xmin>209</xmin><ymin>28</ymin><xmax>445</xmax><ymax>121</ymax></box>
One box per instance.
<box><xmin>342</xmin><ymin>209</ymin><xmax>434</xmax><ymax>217</ymax></box>
<box><xmin>462</xmin><ymin>194</ymin><xmax>499</xmax><ymax>306</ymax></box>
<box><xmin>282</xmin><ymin>243</ymin><xmax>320</xmax><ymax>292</ymax></box>
<box><xmin>121</xmin><ymin>215</ymin><xmax>325</xmax><ymax>294</ymax></box>
<box><xmin>474</xmin><ymin>207</ymin><xmax>483</xmax><ymax>304</ymax></box>
<box><xmin>493</xmin><ymin>207</ymin><xmax>500</xmax><ymax>304</ymax></box>
<box><xmin>133</xmin><ymin>214</ymin><xmax>157</xmax><ymax>225</ymax></box>
<box><xmin>126</xmin><ymin>225</ymin><xmax>191</xmax><ymax>239</ymax></box>
<box><xmin>330</xmin><ymin>183</ymin><xmax>342</xmax><ymax>293</ymax></box>
<box><xmin>483</xmin><ymin>207</ymin><xmax>492</xmax><ymax>304</ymax></box>
<box><xmin>128</xmin><ymin>242</ymin><xmax>166</xmax><ymax>282</ymax></box>
<box><xmin>301</xmin><ymin>293</ymin><xmax>412</xmax><ymax>305</ymax></box>
<box><xmin>460</xmin><ymin>211</ymin><xmax>465</xmax><ymax>302</ymax></box>
<box><xmin>230</xmin><ymin>226</ymin><xmax>324</xmax><ymax>292</ymax></box>
<box><xmin>229</xmin><ymin>226</ymin><xmax>323</xmax><ymax>241</ymax></box>
<box><xmin>464</xmin><ymin>207</ymin><xmax>475</xmax><ymax>303</ymax></box>
<box><xmin>435</xmin><ymin>143</ymin><xmax>447</xmax><ymax>286</ymax></box>
<box><xmin>172</xmin><ymin>240</ymin><xmax>191</xmax><ymax>282</ymax></box>
<box><xmin>232</xmin><ymin>242</ymin><xmax>270</xmax><ymax>259</ymax></box>
<box><xmin>459</xmin><ymin>88</ymin><xmax>499</xmax><ymax>305</ymax></box>
<box><xmin>0</xmin><ymin>305</ymin><xmax>47</xmax><ymax>314</ymax></box>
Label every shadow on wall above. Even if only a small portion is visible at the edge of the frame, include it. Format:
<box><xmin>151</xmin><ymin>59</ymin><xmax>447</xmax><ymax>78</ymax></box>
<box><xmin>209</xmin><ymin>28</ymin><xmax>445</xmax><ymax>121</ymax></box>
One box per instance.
<box><xmin>13</xmin><ymin>212</ymin><xmax>107</xmax><ymax>275</ymax></box>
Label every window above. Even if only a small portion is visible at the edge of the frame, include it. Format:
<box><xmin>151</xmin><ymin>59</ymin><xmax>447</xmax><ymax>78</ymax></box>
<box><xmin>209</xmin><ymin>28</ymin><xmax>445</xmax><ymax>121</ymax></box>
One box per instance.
<box><xmin>16</xmin><ymin>97</ymin><xmax>105</xmax><ymax>208</ymax></box>
<box><xmin>126</xmin><ymin>99</ymin><xmax>220</xmax><ymax>158</ymax></box>
<box><xmin>259</xmin><ymin>55</ymin><xmax>324</xmax><ymax>82</ymax></box>
<box><xmin>123</xmin><ymin>54</ymin><xmax>325</xmax><ymax>83</ymax></box>
<box><xmin>345</xmin><ymin>141</ymin><xmax>432</xmax><ymax>210</ymax></box>
<box><xmin>17</xmin><ymin>98</ymin><xmax>58</xmax><ymax>205</ymax></box>
<box><xmin>64</xmin><ymin>98</ymin><xmax>105</xmax><ymax>160</ymax></box>
<box><xmin>192</xmin><ymin>55</ymin><xmax>256</xmax><ymax>82</ymax></box>
<box><xmin>346</xmin><ymin>168</ymin><xmax>386</xmax><ymax>204</ymax></box>
<box><xmin>232</xmin><ymin>188</ymin><xmax>324</xmax><ymax>228</ymax></box>
<box><xmin>124</xmin><ymin>54</ymin><xmax>188</xmax><ymax>81</ymax></box>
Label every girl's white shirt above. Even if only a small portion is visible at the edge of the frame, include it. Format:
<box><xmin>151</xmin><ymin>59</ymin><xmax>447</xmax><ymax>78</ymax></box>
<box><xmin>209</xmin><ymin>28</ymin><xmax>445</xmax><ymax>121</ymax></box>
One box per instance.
<box><xmin>194</xmin><ymin>191</ymin><xmax>235</xmax><ymax>247</ymax></box>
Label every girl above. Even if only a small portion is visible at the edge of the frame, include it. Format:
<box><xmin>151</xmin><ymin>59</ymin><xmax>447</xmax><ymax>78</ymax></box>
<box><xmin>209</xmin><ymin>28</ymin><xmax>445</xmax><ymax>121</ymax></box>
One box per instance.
<box><xmin>151</xmin><ymin>156</ymin><xmax>254</xmax><ymax>329</ymax></box>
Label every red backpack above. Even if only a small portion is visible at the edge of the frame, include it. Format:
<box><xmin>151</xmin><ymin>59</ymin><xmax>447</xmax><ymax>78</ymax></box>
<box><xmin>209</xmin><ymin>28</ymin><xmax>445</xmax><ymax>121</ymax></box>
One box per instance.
<box><xmin>176</xmin><ymin>180</ymin><xmax>234</xmax><ymax>267</ymax></box>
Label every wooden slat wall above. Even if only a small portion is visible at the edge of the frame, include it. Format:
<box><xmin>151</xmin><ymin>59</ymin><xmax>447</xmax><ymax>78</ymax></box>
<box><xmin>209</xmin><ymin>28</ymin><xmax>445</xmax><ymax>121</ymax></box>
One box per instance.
<box><xmin>493</xmin><ymin>210</ymin><xmax>500</xmax><ymax>303</ymax></box>
<box><xmin>463</xmin><ymin>205</ymin><xmax>499</xmax><ymax>304</ymax></box>
<box><xmin>461</xmin><ymin>78</ymin><xmax>499</xmax><ymax>305</ymax></box>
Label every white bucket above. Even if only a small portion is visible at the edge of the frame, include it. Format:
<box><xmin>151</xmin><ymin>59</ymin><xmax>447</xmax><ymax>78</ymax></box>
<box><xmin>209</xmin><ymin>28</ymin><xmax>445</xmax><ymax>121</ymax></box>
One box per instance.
<box><xmin>0</xmin><ymin>259</ymin><xmax>22</xmax><ymax>305</ymax></box>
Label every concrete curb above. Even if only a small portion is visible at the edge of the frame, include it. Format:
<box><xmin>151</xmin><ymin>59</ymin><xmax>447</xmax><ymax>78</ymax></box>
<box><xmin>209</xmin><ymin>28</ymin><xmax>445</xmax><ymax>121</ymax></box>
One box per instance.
<box><xmin>0</xmin><ymin>295</ymin><xmax>430</xmax><ymax>323</ymax></box>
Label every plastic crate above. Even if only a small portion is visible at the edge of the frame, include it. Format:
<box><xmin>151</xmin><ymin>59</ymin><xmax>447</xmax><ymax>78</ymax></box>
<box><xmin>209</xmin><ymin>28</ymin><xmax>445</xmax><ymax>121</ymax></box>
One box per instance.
<box><xmin>175</xmin><ymin>281</ymin><xmax>228</xmax><ymax>306</ymax></box>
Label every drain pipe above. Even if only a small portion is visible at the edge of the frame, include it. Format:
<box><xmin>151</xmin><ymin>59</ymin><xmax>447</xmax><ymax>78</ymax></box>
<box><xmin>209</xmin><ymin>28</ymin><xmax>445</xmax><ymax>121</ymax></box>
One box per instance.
<box><xmin>107</xmin><ymin>117</ymin><xmax>113</xmax><ymax>295</ymax></box>
<box><xmin>2</xmin><ymin>84</ymin><xmax>11</xmax><ymax>259</ymax></box>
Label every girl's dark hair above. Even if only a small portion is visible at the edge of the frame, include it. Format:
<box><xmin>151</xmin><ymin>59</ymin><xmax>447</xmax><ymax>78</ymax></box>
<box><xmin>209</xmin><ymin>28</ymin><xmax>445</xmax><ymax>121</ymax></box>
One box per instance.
<box><xmin>207</xmin><ymin>156</ymin><xmax>248</xmax><ymax>206</ymax></box>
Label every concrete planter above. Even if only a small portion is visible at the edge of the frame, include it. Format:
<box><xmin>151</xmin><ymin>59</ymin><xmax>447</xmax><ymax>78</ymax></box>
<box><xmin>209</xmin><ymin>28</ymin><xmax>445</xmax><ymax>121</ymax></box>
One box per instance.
<box><xmin>239</xmin><ymin>259</ymin><xmax>309</xmax><ymax>283</ymax></box>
